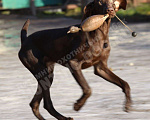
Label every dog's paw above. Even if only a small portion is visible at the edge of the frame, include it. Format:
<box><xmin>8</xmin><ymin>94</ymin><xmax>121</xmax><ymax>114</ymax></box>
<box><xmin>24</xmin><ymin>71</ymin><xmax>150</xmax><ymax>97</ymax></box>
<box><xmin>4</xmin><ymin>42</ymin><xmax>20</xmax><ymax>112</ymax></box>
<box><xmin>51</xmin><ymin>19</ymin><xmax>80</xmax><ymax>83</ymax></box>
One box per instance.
<box><xmin>74</xmin><ymin>102</ymin><xmax>82</xmax><ymax>111</ymax></box>
<box><xmin>124</xmin><ymin>101</ymin><xmax>132</xmax><ymax>112</ymax></box>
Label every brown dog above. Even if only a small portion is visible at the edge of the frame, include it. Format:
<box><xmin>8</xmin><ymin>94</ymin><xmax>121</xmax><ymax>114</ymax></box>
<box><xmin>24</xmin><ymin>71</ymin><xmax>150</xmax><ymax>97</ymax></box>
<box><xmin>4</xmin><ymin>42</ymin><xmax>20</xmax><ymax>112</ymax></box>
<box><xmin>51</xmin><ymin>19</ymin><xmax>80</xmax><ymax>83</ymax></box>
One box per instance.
<box><xmin>18</xmin><ymin>0</ymin><xmax>131</xmax><ymax>120</ymax></box>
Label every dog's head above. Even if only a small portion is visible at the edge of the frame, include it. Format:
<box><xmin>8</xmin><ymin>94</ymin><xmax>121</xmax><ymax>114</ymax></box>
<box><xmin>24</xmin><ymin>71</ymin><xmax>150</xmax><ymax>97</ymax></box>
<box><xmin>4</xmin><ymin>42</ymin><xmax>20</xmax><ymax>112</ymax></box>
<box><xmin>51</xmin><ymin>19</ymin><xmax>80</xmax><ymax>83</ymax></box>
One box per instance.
<box><xmin>84</xmin><ymin>0</ymin><xmax>127</xmax><ymax>18</ymax></box>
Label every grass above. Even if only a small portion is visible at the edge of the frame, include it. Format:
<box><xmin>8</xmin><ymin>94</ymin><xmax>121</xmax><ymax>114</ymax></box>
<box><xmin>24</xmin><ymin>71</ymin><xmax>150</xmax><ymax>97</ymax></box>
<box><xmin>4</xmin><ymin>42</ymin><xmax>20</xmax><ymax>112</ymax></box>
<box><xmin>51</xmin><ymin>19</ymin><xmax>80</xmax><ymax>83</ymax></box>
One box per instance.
<box><xmin>38</xmin><ymin>3</ymin><xmax>150</xmax><ymax>22</ymax></box>
<box><xmin>116</xmin><ymin>3</ymin><xmax>150</xmax><ymax>22</ymax></box>
<box><xmin>37</xmin><ymin>7</ymin><xmax>82</xmax><ymax>19</ymax></box>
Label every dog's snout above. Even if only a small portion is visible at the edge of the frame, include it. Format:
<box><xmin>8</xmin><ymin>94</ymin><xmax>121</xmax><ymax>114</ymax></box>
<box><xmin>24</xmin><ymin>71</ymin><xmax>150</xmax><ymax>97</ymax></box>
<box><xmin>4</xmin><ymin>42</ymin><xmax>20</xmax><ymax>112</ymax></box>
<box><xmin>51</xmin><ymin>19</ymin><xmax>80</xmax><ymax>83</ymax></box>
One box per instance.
<box><xmin>106</xmin><ymin>7</ymin><xmax>115</xmax><ymax>17</ymax></box>
<box><xmin>107</xmin><ymin>8</ymin><xmax>114</xmax><ymax>14</ymax></box>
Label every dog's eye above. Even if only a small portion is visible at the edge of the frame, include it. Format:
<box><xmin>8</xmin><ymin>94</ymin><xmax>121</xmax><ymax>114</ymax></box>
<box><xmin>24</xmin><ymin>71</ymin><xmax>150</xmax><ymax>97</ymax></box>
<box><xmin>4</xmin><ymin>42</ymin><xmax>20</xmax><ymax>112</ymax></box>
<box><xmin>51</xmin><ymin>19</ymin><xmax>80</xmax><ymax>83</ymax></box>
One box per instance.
<box><xmin>113</xmin><ymin>4</ymin><xmax>116</xmax><ymax>9</ymax></box>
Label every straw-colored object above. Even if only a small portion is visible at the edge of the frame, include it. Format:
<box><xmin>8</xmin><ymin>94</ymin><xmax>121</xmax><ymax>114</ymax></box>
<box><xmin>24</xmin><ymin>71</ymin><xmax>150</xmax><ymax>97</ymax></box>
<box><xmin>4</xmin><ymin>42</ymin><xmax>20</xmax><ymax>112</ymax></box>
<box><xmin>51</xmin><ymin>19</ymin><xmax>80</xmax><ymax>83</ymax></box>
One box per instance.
<box><xmin>67</xmin><ymin>14</ymin><xmax>109</xmax><ymax>33</ymax></box>
<box><xmin>81</xmin><ymin>14</ymin><xmax>109</xmax><ymax>32</ymax></box>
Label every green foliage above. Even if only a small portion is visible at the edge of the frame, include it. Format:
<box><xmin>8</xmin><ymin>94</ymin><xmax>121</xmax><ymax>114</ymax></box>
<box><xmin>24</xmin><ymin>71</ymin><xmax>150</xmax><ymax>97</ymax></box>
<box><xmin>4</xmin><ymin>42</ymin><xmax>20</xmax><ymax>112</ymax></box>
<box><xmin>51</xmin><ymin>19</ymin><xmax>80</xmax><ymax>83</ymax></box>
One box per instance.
<box><xmin>37</xmin><ymin>7</ymin><xmax>82</xmax><ymax>18</ymax></box>
<box><xmin>1</xmin><ymin>11</ymin><xmax>10</xmax><ymax>15</ymax></box>
<box><xmin>65</xmin><ymin>7</ymin><xmax>81</xmax><ymax>17</ymax></box>
<box><xmin>116</xmin><ymin>3</ymin><xmax>150</xmax><ymax>22</ymax></box>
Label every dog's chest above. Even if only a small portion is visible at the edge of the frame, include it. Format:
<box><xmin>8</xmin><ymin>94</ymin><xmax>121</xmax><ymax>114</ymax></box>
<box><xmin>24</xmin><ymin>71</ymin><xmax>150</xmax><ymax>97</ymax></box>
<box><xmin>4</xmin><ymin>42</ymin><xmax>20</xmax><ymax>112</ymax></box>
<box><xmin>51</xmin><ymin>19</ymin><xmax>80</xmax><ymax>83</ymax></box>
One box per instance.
<box><xmin>79</xmin><ymin>38</ymin><xmax>110</xmax><ymax>69</ymax></box>
<box><xmin>76</xmin><ymin>40</ymin><xmax>106</xmax><ymax>68</ymax></box>
<box><xmin>73</xmin><ymin>23</ymin><xmax>110</xmax><ymax>69</ymax></box>
<box><xmin>83</xmin><ymin>43</ymin><xmax>102</xmax><ymax>60</ymax></box>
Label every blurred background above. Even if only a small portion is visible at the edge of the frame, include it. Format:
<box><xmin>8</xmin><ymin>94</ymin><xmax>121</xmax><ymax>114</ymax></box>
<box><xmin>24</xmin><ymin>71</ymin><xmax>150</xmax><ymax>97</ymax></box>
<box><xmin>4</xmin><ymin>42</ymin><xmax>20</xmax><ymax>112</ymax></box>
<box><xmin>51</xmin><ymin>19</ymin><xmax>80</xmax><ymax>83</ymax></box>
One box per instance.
<box><xmin>0</xmin><ymin>0</ymin><xmax>150</xmax><ymax>120</ymax></box>
<box><xmin>0</xmin><ymin>0</ymin><xmax>150</xmax><ymax>51</ymax></box>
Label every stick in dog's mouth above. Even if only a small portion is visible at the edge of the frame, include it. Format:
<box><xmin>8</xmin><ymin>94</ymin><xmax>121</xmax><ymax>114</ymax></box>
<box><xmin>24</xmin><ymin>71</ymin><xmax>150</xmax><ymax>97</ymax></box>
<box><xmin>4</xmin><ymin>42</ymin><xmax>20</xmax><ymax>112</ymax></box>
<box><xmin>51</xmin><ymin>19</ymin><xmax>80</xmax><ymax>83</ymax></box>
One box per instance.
<box><xmin>115</xmin><ymin>15</ymin><xmax>137</xmax><ymax>37</ymax></box>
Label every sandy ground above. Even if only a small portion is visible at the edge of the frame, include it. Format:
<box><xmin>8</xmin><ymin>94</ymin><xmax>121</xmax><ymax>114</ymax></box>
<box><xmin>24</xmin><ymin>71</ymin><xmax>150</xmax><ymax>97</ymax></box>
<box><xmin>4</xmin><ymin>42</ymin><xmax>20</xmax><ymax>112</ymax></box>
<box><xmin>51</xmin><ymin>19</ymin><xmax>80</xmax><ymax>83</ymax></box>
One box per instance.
<box><xmin>0</xmin><ymin>16</ymin><xmax>150</xmax><ymax>120</ymax></box>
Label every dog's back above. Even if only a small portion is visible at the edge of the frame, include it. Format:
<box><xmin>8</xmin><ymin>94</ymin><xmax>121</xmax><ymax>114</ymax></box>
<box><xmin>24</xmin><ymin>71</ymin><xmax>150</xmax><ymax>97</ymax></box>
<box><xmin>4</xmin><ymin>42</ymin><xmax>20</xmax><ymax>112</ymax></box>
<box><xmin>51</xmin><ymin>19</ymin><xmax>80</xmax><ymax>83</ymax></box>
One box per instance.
<box><xmin>20</xmin><ymin>22</ymin><xmax>84</xmax><ymax>62</ymax></box>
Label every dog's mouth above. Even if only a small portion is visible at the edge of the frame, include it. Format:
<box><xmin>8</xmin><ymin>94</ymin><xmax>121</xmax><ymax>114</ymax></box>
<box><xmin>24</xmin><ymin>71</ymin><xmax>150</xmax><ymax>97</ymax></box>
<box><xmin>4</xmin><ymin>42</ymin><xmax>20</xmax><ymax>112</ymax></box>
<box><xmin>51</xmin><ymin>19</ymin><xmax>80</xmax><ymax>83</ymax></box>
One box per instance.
<box><xmin>109</xmin><ymin>13</ymin><xmax>115</xmax><ymax>18</ymax></box>
<box><xmin>107</xmin><ymin>10</ymin><xmax>116</xmax><ymax>18</ymax></box>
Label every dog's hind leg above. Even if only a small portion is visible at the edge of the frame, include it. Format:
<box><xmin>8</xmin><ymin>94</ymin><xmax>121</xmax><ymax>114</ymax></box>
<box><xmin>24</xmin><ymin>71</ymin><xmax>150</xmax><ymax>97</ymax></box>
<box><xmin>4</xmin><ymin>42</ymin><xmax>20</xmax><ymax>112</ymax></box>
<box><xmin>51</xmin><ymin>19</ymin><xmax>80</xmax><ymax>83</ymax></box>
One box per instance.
<box><xmin>19</xmin><ymin>50</ymin><xmax>73</xmax><ymax>120</ymax></box>
<box><xmin>19</xmin><ymin>52</ymin><xmax>46</xmax><ymax>120</ymax></box>
<box><xmin>94</xmin><ymin>62</ymin><xmax>132</xmax><ymax>112</ymax></box>
<box><xmin>68</xmin><ymin>60</ymin><xmax>92</xmax><ymax>111</ymax></box>
<box><xmin>33</xmin><ymin>63</ymin><xmax>73</xmax><ymax>120</ymax></box>
<box><xmin>30</xmin><ymin>84</ymin><xmax>45</xmax><ymax>120</ymax></box>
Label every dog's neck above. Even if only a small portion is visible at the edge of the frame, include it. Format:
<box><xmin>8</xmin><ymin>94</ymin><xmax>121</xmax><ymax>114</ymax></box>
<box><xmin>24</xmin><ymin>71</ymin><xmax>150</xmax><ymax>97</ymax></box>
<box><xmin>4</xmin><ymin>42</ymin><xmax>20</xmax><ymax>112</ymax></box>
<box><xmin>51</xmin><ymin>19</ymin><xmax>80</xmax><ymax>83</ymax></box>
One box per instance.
<box><xmin>84</xmin><ymin>18</ymin><xmax>111</xmax><ymax>49</ymax></box>
<box><xmin>85</xmin><ymin>18</ymin><xmax>111</xmax><ymax>40</ymax></box>
<box><xmin>82</xmin><ymin>5</ymin><xmax>112</xmax><ymax>39</ymax></box>
<box><xmin>99</xmin><ymin>18</ymin><xmax>111</xmax><ymax>36</ymax></box>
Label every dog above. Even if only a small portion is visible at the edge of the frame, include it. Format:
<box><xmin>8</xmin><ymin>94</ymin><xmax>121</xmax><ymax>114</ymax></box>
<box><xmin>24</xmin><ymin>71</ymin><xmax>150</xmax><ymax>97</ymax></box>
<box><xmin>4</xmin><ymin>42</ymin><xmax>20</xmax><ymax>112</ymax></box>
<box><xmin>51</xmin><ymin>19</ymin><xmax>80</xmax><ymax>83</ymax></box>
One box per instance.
<box><xmin>18</xmin><ymin>0</ymin><xmax>131</xmax><ymax>120</ymax></box>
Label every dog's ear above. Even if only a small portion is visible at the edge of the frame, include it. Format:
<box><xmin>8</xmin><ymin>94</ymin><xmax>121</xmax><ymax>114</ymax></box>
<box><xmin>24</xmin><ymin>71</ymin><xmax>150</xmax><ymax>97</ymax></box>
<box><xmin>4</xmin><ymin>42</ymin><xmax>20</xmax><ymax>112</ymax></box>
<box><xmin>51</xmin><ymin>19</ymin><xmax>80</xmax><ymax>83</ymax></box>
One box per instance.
<box><xmin>83</xmin><ymin>2</ymin><xmax>94</xmax><ymax>15</ymax></box>
<box><xmin>114</xmin><ymin>0</ymin><xmax>127</xmax><ymax>11</ymax></box>
<box><xmin>83</xmin><ymin>5</ymin><xmax>87</xmax><ymax>14</ymax></box>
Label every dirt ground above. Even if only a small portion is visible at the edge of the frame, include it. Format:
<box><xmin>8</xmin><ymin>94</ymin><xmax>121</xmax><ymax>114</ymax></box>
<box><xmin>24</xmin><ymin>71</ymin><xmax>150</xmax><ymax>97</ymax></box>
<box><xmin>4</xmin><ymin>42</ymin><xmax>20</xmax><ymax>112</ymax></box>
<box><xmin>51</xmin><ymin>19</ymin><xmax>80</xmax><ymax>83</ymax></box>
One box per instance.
<box><xmin>0</xmin><ymin>16</ymin><xmax>150</xmax><ymax>120</ymax></box>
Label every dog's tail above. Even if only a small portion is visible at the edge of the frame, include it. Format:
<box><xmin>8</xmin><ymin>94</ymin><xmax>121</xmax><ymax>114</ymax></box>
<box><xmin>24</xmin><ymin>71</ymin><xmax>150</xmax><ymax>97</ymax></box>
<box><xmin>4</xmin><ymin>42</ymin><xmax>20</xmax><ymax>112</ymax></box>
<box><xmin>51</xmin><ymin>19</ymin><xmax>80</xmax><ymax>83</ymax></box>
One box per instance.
<box><xmin>21</xmin><ymin>19</ymin><xmax>30</xmax><ymax>44</ymax></box>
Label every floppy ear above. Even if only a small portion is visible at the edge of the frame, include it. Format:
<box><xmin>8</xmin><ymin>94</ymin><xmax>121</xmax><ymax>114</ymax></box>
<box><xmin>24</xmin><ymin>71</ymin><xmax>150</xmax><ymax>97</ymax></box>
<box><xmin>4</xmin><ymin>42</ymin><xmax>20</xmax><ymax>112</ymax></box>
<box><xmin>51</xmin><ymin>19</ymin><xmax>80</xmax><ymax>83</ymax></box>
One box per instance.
<box><xmin>83</xmin><ymin>5</ymin><xmax>87</xmax><ymax>14</ymax></box>
<box><xmin>83</xmin><ymin>2</ymin><xmax>94</xmax><ymax>15</ymax></box>
<box><xmin>114</xmin><ymin>0</ymin><xmax>127</xmax><ymax>11</ymax></box>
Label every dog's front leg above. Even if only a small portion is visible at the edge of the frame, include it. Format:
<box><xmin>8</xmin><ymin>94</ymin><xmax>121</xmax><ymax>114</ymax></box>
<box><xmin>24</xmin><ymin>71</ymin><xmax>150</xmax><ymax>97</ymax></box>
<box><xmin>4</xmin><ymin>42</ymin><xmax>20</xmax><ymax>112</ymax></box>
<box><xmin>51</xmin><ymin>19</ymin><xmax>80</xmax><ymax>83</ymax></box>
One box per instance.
<box><xmin>94</xmin><ymin>62</ymin><xmax>132</xmax><ymax>112</ymax></box>
<box><xmin>68</xmin><ymin>60</ymin><xmax>92</xmax><ymax>111</ymax></box>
